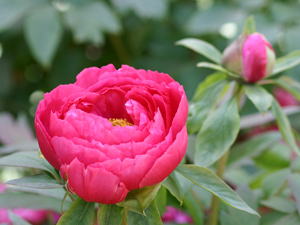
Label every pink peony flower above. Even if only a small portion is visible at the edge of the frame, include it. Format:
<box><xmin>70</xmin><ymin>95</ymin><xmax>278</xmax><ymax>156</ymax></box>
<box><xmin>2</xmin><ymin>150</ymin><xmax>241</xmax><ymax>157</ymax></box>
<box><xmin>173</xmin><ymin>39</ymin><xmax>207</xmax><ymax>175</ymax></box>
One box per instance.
<box><xmin>35</xmin><ymin>64</ymin><xmax>188</xmax><ymax>204</ymax></box>
<box><xmin>222</xmin><ymin>33</ymin><xmax>276</xmax><ymax>83</ymax></box>
<box><xmin>162</xmin><ymin>206</ymin><xmax>193</xmax><ymax>224</ymax></box>
<box><xmin>0</xmin><ymin>185</ymin><xmax>47</xmax><ymax>225</ymax></box>
<box><xmin>273</xmin><ymin>87</ymin><xmax>299</xmax><ymax>107</ymax></box>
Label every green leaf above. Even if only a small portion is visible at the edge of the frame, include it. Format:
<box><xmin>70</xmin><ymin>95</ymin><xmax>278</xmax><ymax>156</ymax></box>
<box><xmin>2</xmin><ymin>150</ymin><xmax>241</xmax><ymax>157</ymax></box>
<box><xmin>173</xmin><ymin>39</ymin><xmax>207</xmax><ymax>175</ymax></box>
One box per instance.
<box><xmin>162</xmin><ymin>173</ymin><xmax>182</xmax><ymax>204</ymax></box>
<box><xmin>228</xmin><ymin>131</ymin><xmax>281</xmax><ymax>166</ymax></box>
<box><xmin>175</xmin><ymin>165</ymin><xmax>259</xmax><ymax>216</ymax></box>
<box><xmin>8</xmin><ymin>210</ymin><xmax>31</xmax><ymax>225</ymax></box>
<box><xmin>195</xmin><ymin>97</ymin><xmax>240</xmax><ymax>167</ymax></box>
<box><xmin>271</xmin><ymin>51</ymin><xmax>300</xmax><ymax>76</ymax></box>
<box><xmin>57</xmin><ymin>197</ymin><xmax>95</xmax><ymax>225</ymax></box>
<box><xmin>24</xmin><ymin>5</ymin><xmax>62</xmax><ymax>67</ymax></box>
<box><xmin>0</xmin><ymin>0</ymin><xmax>47</xmax><ymax>32</ymax></box>
<box><xmin>259</xmin><ymin>211</ymin><xmax>286</xmax><ymax>225</ymax></box>
<box><xmin>274</xmin><ymin>76</ymin><xmax>300</xmax><ymax>102</ymax></box>
<box><xmin>127</xmin><ymin>200</ymin><xmax>163</xmax><ymax>225</ymax></box>
<box><xmin>183</xmin><ymin>192</ymin><xmax>204</xmax><ymax>225</ymax></box>
<box><xmin>253</xmin><ymin>144</ymin><xmax>291</xmax><ymax>169</ymax></box>
<box><xmin>6</xmin><ymin>174</ymin><xmax>63</xmax><ymax>189</ymax></box>
<box><xmin>198</xmin><ymin>62</ymin><xmax>222</xmax><ymax>74</ymax></box>
<box><xmin>260</xmin><ymin>196</ymin><xmax>297</xmax><ymax>213</ymax></box>
<box><xmin>287</xmin><ymin>173</ymin><xmax>300</xmax><ymax>214</ymax></box>
<box><xmin>245</xmin><ymin>85</ymin><xmax>273</xmax><ymax>114</ymax></box>
<box><xmin>273</xmin><ymin>213</ymin><xmax>300</xmax><ymax>225</ymax></box>
<box><xmin>10</xmin><ymin>186</ymin><xmax>72</xmax><ymax>201</ymax></box>
<box><xmin>176</xmin><ymin>38</ymin><xmax>222</xmax><ymax>64</ymax></box>
<box><xmin>187</xmin><ymin>73</ymin><xmax>228</xmax><ymax>134</ymax></box>
<box><xmin>154</xmin><ymin>186</ymin><xmax>167</xmax><ymax>216</ymax></box>
<box><xmin>97</xmin><ymin>204</ymin><xmax>124</xmax><ymax>225</ymax></box>
<box><xmin>262</xmin><ymin>169</ymin><xmax>289</xmax><ymax>197</ymax></box>
<box><xmin>0</xmin><ymin>151</ymin><xmax>57</xmax><ymax>178</ymax></box>
<box><xmin>220</xmin><ymin>184</ymin><xmax>260</xmax><ymax>225</ymax></box>
<box><xmin>271</xmin><ymin>100</ymin><xmax>300</xmax><ymax>157</ymax></box>
<box><xmin>111</xmin><ymin>0</ymin><xmax>168</xmax><ymax>19</ymax></box>
<box><xmin>0</xmin><ymin>191</ymin><xmax>71</xmax><ymax>212</ymax></box>
<box><xmin>64</xmin><ymin>2</ymin><xmax>121</xmax><ymax>45</ymax></box>
<box><xmin>243</xmin><ymin>16</ymin><xmax>256</xmax><ymax>34</ymax></box>
<box><xmin>117</xmin><ymin>183</ymin><xmax>161</xmax><ymax>215</ymax></box>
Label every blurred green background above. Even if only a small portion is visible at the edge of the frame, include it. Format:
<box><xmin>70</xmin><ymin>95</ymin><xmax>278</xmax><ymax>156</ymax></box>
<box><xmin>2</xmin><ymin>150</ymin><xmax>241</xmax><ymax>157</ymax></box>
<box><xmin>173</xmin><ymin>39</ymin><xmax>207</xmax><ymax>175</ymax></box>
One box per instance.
<box><xmin>0</xmin><ymin>0</ymin><xmax>300</xmax><ymax>124</ymax></box>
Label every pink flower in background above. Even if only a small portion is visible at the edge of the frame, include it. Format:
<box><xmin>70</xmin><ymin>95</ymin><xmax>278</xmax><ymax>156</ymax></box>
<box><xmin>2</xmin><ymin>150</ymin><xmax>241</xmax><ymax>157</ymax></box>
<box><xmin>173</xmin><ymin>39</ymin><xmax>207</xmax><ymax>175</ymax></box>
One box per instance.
<box><xmin>0</xmin><ymin>185</ymin><xmax>47</xmax><ymax>225</ymax></box>
<box><xmin>162</xmin><ymin>206</ymin><xmax>193</xmax><ymax>224</ymax></box>
<box><xmin>273</xmin><ymin>87</ymin><xmax>299</xmax><ymax>107</ymax></box>
<box><xmin>222</xmin><ymin>33</ymin><xmax>275</xmax><ymax>83</ymax></box>
<box><xmin>35</xmin><ymin>64</ymin><xmax>188</xmax><ymax>204</ymax></box>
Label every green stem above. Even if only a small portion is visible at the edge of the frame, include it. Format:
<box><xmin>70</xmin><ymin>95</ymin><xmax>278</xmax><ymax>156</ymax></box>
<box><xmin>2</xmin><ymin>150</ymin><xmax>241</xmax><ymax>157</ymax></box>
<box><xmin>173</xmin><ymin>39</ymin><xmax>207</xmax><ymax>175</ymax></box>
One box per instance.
<box><xmin>274</xmin><ymin>181</ymin><xmax>288</xmax><ymax>196</ymax></box>
<box><xmin>208</xmin><ymin>149</ymin><xmax>230</xmax><ymax>225</ymax></box>
<box><xmin>191</xmin><ymin>189</ymin><xmax>206</xmax><ymax>213</ymax></box>
<box><xmin>121</xmin><ymin>208</ymin><xmax>128</xmax><ymax>225</ymax></box>
<box><xmin>63</xmin><ymin>186</ymin><xmax>75</xmax><ymax>202</ymax></box>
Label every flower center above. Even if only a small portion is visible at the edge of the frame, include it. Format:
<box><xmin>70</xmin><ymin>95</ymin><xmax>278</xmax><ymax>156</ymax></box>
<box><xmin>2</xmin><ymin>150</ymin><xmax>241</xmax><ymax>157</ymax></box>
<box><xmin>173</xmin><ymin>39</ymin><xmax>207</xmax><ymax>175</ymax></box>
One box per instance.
<box><xmin>109</xmin><ymin>118</ymin><xmax>133</xmax><ymax>127</ymax></box>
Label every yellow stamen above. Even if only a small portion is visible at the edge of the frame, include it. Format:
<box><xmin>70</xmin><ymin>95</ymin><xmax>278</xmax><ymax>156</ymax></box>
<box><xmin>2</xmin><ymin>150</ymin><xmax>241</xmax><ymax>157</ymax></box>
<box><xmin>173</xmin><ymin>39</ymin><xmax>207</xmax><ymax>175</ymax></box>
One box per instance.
<box><xmin>109</xmin><ymin>118</ymin><xmax>133</xmax><ymax>127</ymax></box>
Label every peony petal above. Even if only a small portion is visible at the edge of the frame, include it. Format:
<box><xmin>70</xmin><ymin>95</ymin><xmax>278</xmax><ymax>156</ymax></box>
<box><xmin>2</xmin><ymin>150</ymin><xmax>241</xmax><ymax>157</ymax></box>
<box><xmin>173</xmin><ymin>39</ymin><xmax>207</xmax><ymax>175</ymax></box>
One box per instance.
<box><xmin>51</xmin><ymin>136</ymin><xmax>108</xmax><ymax>166</ymax></box>
<box><xmin>242</xmin><ymin>33</ymin><xmax>268</xmax><ymax>82</ymax></box>
<box><xmin>35</xmin><ymin>117</ymin><xmax>61</xmax><ymax>169</ymax></box>
<box><xmin>75</xmin><ymin>65</ymin><xmax>116</xmax><ymax>89</ymax></box>
<box><xmin>49</xmin><ymin>112</ymin><xmax>78</xmax><ymax>138</ymax></box>
<box><xmin>139</xmin><ymin>125</ymin><xmax>188</xmax><ymax>188</ymax></box>
<box><xmin>67</xmin><ymin>158</ymin><xmax>129</xmax><ymax>204</ymax></box>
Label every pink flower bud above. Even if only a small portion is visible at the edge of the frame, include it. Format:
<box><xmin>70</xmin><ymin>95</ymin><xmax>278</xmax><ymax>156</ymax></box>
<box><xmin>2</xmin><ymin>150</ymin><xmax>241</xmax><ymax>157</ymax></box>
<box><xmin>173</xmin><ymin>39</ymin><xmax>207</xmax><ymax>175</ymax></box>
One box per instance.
<box><xmin>222</xmin><ymin>33</ymin><xmax>276</xmax><ymax>83</ymax></box>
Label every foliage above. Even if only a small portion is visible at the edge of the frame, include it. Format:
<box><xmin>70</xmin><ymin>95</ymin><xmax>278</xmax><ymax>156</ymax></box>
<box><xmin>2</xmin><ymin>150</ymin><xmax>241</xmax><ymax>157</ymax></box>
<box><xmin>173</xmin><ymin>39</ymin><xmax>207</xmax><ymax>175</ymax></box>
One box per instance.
<box><xmin>1</xmin><ymin>0</ymin><xmax>300</xmax><ymax>225</ymax></box>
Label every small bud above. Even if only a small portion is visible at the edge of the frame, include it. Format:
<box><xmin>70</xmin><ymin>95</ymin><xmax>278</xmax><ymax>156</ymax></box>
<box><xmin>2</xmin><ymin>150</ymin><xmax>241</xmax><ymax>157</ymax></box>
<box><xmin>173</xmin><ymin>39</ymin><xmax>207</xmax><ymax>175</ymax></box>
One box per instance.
<box><xmin>222</xmin><ymin>33</ymin><xmax>276</xmax><ymax>83</ymax></box>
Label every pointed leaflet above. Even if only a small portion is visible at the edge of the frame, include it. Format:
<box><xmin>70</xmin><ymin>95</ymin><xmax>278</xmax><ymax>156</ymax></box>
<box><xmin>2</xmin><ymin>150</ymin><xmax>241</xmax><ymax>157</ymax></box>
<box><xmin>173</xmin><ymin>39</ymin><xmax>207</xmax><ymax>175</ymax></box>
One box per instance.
<box><xmin>274</xmin><ymin>76</ymin><xmax>300</xmax><ymax>101</ymax></box>
<box><xmin>24</xmin><ymin>5</ymin><xmax>62</xmax><ymax>67</ymax></box>
<box><xmin>117</xmin><ymin>183</ymin><xmax>161</xmax><ymax>215</ymax></box>
<box><xmin>97</xmin><ymin>204</ymin><xmax>124</xmax><ymax>225</ymax></box>
<box><xmin>64</xmin><ymin>2</ymin><xmax>121</xmax><ymax>45</ymax></box>
<box><xmin>176</xmin><ymin>38</ymin><xmax>222</xmax><ymax>64</ymax></box>
<box><xmin>271</xmin><ymin>51</ymin><xmax>300</xmax><ymax>76</ymax></box>
<box><xmin>154</xmin><ymin>186</ymin><xmax>167</xmax><ymax>216</ymax></box>
<box><xmin>262</xmin><ymin>169</ymin><xmax>290</xmax><ymax>197</ymax></box>
<box><xmin>162</xmin><ymin>173</ymin><xmax>182</xmax><ymax>204</ymax></box>
<box><xmin>0</xmin><ymin>151</ymin><xmax>57</xmax><ymax>178</ymax></box>
<box><xmin>197</xmin><ymin>62</ymin><xmax>242</xmax><ymax>79</ymax></box>
<box><xmin>260</xmin><ymin>196</ymin><xmax>297</xmax><ymax>214</ymax></box>
<box><xmin>0</xmin><ymin>192</ymin><xmax>71</xmax><ymax>212</ymax></box>
<box><xmin>220</xmin><ymin>185</ymin><xmax>260</xmax><ymax>225</ymax></box>
<box><xmin>127</xmin><ymin>200</ymin><xmax>163</xmax><ymax>225</ymax></box>
<box><xmin>287</xmin><ymin>174</ymin><xmax>300</xmax><ymax>215</ymax></box>
<box><xmin>243</xmin><ymin>16</ymin><xmax>256</xmax><ymax>34</ymax></box>
<box><xmin>6</xmin><ymin>174</ymin><xmax>63</xmax><ymax>189</ymax></box>
<box><xmin>271</xmin><ymin>100</ymin><xmax>300</xmax><ymax>157</ymax></box>
<box><xmin>8</xmin><ymin>210</ymin><xmax>31</xmax><ymax>225</ymax></box>
<box><xmin>228</xmin><ymin>131</ymin><xmax>281</xmax><ymax>166</ymax></box>
<box><xmin>195</xmin><ymin>97</ymin><xmax>240</xmax><ymax>167</ymax></box>
<box><xmin>57</xmin><ymin>197</ymin><xmax>95</xmax><ymax>225</ymax></box>
<box><xmin>175</xmin><ymin>165</ymin><xmax>259</xmax><ymax>216</ymax></box>
<box><xmin>0</xmin><ymin>0</ymin><xmax>47</xmax><ymax>32</ymax></box>
<box><xmin>245</xmin><ymin>85</ymin><xmax>273</xmax><ymax>114</ymax></box>
<box><xmin>273</xmin><ymin>213</ymin><xmax>300</xmax><ymax>225</ymax></box>
<box><xmin>187</xmin><ymin>72</ymin><xmax>228</xmax><ymax>134</ymax></box>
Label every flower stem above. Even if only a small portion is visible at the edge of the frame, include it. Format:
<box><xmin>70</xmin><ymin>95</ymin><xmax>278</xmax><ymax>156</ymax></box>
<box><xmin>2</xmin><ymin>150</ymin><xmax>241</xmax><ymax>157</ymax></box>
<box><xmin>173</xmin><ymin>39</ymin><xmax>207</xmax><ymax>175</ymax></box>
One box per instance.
<box><xmin>208</xmin><ymin>149</ymin><xmax>230</xmax><ymax>225</ymax></box>
<box><xmin>63</xmin><ymin>186</ymin><xmax>75</xmax><ymax>202</ymax></box>
<box><xmin>121</xmin><ymin>208</ymin><xmax>128</xmax><ymax>225</ymax></box>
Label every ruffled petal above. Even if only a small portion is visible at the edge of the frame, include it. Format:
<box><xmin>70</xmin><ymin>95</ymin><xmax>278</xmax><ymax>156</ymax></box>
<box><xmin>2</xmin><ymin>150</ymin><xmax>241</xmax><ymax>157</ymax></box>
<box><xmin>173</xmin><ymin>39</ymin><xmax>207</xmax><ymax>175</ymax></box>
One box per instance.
<box><xmin>67</xmin><ymin>158</ymin><xmax>129</xmax><ymax>204</ymax></box>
